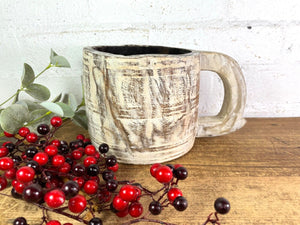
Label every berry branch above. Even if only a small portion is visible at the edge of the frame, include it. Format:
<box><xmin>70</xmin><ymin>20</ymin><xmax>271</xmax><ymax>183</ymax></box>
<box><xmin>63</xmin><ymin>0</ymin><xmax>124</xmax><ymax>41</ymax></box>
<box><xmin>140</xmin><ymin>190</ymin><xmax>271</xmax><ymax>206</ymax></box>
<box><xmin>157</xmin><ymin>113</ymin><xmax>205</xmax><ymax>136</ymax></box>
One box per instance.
<box><xmin>0</xmin><ymin>117</ymin><xmax>231</xmax><ymax>225</ymax></box>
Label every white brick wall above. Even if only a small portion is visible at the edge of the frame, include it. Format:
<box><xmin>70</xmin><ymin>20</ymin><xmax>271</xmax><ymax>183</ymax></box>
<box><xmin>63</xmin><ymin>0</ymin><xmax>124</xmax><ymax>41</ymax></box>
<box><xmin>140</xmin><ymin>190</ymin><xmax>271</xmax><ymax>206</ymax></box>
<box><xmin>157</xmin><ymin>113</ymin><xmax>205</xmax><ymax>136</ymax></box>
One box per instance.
<box><xmin>0</xmin><ymin>0</ymin><xmax>299</xmax><ymax>117</ymax></box>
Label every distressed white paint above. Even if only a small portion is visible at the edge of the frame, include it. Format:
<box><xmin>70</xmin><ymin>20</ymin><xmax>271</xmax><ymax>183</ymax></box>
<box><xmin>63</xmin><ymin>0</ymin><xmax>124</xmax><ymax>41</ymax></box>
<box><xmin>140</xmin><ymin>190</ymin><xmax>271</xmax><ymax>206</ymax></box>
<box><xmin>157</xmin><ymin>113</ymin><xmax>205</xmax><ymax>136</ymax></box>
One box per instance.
<box><xmin>0</xmin><ymin>0</ymin><xmax>299</xmax><ymax>117</ymax></box>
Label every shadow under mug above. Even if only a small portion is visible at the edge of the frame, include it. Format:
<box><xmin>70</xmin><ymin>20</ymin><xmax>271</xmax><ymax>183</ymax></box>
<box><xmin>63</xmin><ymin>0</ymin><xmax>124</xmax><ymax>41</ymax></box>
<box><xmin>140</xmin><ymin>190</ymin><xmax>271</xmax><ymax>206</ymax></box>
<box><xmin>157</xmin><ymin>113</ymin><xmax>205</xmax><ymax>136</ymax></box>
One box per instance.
<box><xmin>82</xmin><ymin>45</ymin><xmax>246</xmax><ymax>164</ymax></box>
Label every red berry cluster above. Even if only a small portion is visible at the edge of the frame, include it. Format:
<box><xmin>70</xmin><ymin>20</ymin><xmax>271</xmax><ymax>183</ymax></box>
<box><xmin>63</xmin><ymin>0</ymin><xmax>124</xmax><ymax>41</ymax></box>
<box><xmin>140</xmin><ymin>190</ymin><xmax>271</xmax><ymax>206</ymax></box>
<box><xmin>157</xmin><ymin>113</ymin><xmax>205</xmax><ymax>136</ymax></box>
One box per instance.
<box><xmin>112</xmin><ymin>184</ymin><xmax>142</xmax><ymax>218</ymax></box>
<box><xmin>0</xmin><ymin>116</ymin><xmax>191</xmax><ymax>225</ymax></box>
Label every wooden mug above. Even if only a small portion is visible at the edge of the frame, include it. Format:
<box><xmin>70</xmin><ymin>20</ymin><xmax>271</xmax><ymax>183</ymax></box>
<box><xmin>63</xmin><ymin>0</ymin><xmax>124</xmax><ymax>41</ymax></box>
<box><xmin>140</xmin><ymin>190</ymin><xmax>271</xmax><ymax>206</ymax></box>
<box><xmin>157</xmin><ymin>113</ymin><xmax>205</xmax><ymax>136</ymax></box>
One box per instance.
<box><xmin>82</xmin><ymin>45</ymin><xmax>246</xmax><ymax>164</ymax></box>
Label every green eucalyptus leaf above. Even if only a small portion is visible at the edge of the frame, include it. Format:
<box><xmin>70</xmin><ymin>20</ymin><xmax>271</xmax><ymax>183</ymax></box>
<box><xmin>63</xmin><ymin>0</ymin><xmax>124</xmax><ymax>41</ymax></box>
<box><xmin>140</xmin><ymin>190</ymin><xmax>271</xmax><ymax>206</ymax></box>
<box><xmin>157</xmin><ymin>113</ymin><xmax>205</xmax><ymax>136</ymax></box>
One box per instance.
<box><xmin>50</xmin><ymin>49</ymin><xmax>58</xmax><ymax>59</ymax></box>
<box><xmin>62</xmin><ymin>94</ymin><xmax>69</xmax><ymax>104</ymax></box>
<box><xmin>17</xmin><ymin>100</ymin><xmax>43</xmax><ymax>111</ymax></box>
<box><xmin>50</xmin><ymin>49</ymin><xmax>70</xmax><ymax>67</ymax></box>
<box><xmin>72</xmin><ymin>109</ymin><xmax>88</xmax><ymax>130</ymax></box>
<box><xmin>25</xmin><ymin>83</ymin><xmax>51</xmax><ymax>101</ymax></box>
<box><xmin>52</xmin><ymin>93</ymin><xmax>62</xmax><ymax>103</ymax></box>
<box><xmin>21</xmin><ymin>63</ymin><xmax>35</xmax><ymax>88</ymax></box>
<box><xmin>40</xmin><ymin>101</ymin><xmax>64</xmax><ymax>116</ymax></box>
<box><xmin>55</xmin><ymin>102</ymin><xmax>74</xmax><ymax>118</ymax></box>
<box><xmin>0</xmin><ymin>104</ymin><xmax>30</xmax><ymax>133</ymax></box>
<box><xmin>51</xmin><ymin>56</ymin><xmax>71</xmax><ymax>68</ymax></box>
<box><xmin>68</xmin><ymin>93</ymin><xmax>78</xmax><ymax>111</ymax></box>
<box><xmin>15</xmin><ymin>101</ymin><xmax>29</xmax><ymax>111</ymax></box>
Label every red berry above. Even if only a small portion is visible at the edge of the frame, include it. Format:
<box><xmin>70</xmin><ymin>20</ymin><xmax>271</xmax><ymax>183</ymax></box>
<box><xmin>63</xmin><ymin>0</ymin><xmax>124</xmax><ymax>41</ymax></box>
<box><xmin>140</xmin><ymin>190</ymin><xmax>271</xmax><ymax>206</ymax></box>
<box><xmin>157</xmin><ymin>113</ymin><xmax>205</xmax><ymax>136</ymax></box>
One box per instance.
<box><xmin>12</xmin><ymin>179</ymin><xmax>18</xmax><ymax>187</ymax></box>
<box><xmin>76</xmin><ymin>134</ymin><xmax>85</xmax><ymax>140</ymax></box>
<box><xmin>26</xmin><ymin>132</ymin><xmax>38</xmax><ymax>143</ymax></box>
<box><xmin>50</xmin><ymin>139</ymin><xmax>61</xmax><ymax>147</ymax></box>
<box><xmin>116</xmin><ymin>208</ymin><xmax>129</xmax><ymax>217</ymax></box>
<box><xmin>167</xmin><ymin>188</ymin><xmax>183</xmax><ymax>202</ymax></box>
<box><xmin>134</xmin><ymin>187</ymin><xmax>142</xmax><ymax>201</ymax></box>
<box><xmin>150</xmin><ymin>163</ymin><xmax>162</xmax><ymax>177</ymax></box>
<box><xmin>18</xmin><ymin>127</ymin><xmax>30</xmax><ymax>137</ymax></box>
<box><xmin>128</xmin><ymin>202</ymin><xmax>143</xmax><ymax>217</ymax></box>
<box><xmin>52</xmin><ymin>155</ymin><xmax>65</xmax><ymax>167</ymax></box>
<box><xmin>89</xmin><ymin>176</ymin><xmax>100</xmax><ymax>184</ymax></box>
<box><xmin>16</xmin><ymin>166</ymin><xmax>35</xmax><ymax>183</ymax></box>
<box><xmin>46</xmin><ymin>220</ymin><xmax>61</xmax><ymax>225</ymax></box>
<box><xmin>4</xmin><ymin>167</ymin><xmax>17</xmax><ymax>179</ymax></box>
<box><xmin>0</xmin><ymin>157</ymin><xmax>14</xmax><ymax>170</ymax></box>
<box><xmin>33</xmin><ymin>152</ymin><xmax>49</xmax><ymax>166</ymax></box>
<box><xmin>84</xmin><ymin>138</ymin><xmax>91</xmax><ymax>143</ymax></box>
<box><xmin>0</xmin><ymin>147</ymin><xmax>9</xmax><ymax>157</ymax></box>
<box><xmin>72</xmin><ymin>150</ymin><xmax>83</xmax><ymax>160</ymax></box>
<box><xmin>174</xmin><ymin>164</ymin><xmax>183</xmax><ymax>169</ymax></box>
<box><xmin>72</xmin><ymin>177</ymin><xmax>85</xmax><ymax>188</ymax></box>
<box><xmin>119</xmin><ymin>185</ymin><xmax>137</xmax><ymax>202</ymax></box>
<box><xmin>112</xmin><ymin>195</ymin><xmax>128</xmax><ymax>211</ymax></box>
<box><xmin>108</xmin><ymin>163</ymin><xmax>119</xmax><ymax>172</ymax></box>
<box><xmin>13</xmin><ymin>180</ymin><xmax>25</xmax><ymax>194</ymax></box>
<box><xmin>4</xmin><ymin>131</ymin><xmax>14</xmax><ymax>137</ymax></box>
<box><xmin>1</xmin><ymin>141</ymin><xmax>11</xmax><ymax>147</ymax></box>
<box><xmin>68</xmin><ymin>194</ymin><xmax>87</xmax><ymax>213</ymax></box>
<box><xmin>0</xmin><ymin>176</ymin><xmax>7</xmax><ymax>190</ymax></box>
<box><xmin>58</xmin><ymin>162</ymin><xmax>71</xmax><ymax>173</ymax></box>
<box><xmin>83</xmin><ymin>180</ymin><xmax>98</xmax><ymax>195</ymax></box>
<box><xmin>50</xmin><ymin>116</ymin><xmax>62</xmax><ymax>127</ymax></box>
<box><xmin>83</xmin><ymin>156</ymin><xmax>97</xmax><ymax>167</ymax></box>
<box><xmin>44</xmin><ymin>189</ymin><xmax>65</xmax><ymax>208</ymax></box>
<box><xmin>94</xmin><ymin>152</ymin><xmax>101</xmax><ymax>159</ymax></box>
<box><xmin>84</xmin><ymin>145</ymin><xmax>96</xmax><ymax>156</ymax></box>
<box><xmin>155</xmin><ymin>166</ymin><xmax>173</xmax><ymax>183</ymax></box>
<box><xmin>45</xmin><ymin>145</ymin><xmax>58</xmax><ymax>156</ymax></box>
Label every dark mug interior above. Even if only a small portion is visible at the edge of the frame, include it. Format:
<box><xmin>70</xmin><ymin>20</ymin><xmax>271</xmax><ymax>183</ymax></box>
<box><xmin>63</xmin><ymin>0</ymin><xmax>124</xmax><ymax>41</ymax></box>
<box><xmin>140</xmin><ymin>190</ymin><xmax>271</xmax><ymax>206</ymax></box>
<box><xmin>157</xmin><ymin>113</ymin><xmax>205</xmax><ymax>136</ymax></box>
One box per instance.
<box><xmin>92</xmin><ymin>45</ymin><xmax>191</xmax><ymax>56</ymax></box>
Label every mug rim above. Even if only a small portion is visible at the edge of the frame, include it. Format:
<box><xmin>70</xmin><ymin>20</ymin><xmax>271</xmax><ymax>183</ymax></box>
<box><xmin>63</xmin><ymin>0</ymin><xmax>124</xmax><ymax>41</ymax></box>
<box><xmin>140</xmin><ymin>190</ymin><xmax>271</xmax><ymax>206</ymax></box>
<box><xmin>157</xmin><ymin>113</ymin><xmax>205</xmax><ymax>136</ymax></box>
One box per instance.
<box><xmin>83</xmin><ymin>45</ymin><xmax>199</xmax><ymax>58</ymax></box>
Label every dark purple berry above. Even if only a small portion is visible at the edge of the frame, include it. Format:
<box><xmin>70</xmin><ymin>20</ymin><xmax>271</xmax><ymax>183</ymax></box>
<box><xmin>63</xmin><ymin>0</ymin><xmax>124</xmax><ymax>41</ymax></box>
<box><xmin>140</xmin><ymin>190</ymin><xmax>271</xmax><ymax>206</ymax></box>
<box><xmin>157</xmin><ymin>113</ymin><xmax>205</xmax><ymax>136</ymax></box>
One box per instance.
<box><xmin>73</xmin><ymin>163</ymin><xmax>86</xmax><ymax>176</ymax></box>
<box><xmin>105</xmin><ymin>155</ymin><xmax>117</xmax><ymax>167</ymax></box>
<box><xmin>149</xmin><ymin>201</ymin><xmax>162</xmax><ymax>215</ymax></box>
<box><xmin>37</xmin><ymin>124</ymin><xmax>50</xmax><ymax>135</ymax></box>
<box><xmin>99</xmin><ymin>143</ymin><xmax>109</xmax><ymax>154</ymax></box>
<box><xmin>87</xmin><ymin>164</ymin><xmax>100</xmax><ymax>177</ymax></box>
<box><xmin>13</xmin><ymin>217</ymin><xmax>28</xmax><ymax>225</ymax></box>
<box><xmin>65</xmin><ymin>157</ymin><xmax>73</xmax><ymax>166</ymax></box>
<box><xmin>23</xmin><ymin>183</ymin><xmax>43</xmax><ymax>203</ymax></box>
<box><xmin>102</xmin><ymin>170</ymin><xmax>114</xmax><ymax>181</ymax></box>
<box><xmin>214</xmin><ymin>197</ymin><xmax>230</xmax><ymax>214</ymax></box>
<box><xmin>88</xmin><ymin>217</ymin><xmax>103</xmax><ymax>225</ymax></box>
<box><xmin>11</xmin><ymin>188</ymin><xmax>22</xmax><ymax>199</ymax></box>
<box><xmin>106</xmin><ymin>179</ymin><xmax>118</xmax><ymax>192</ymax></box>
<box><xmin>173</xmin><ymin>196</ymin><xmax>188</xmax><ymax>211</ymax></box>
<box><xmin>25</xmin><ymin>147</ymin><xmax>38</xmax><ymax>158</ymax></box>
<box><xmin>174</xmin><ymin>167</ymin><xmax>188</xmax><ymax>180</ymax></box>
<box><xmin>69</xmin><ymin>140</ymin><xmax>84</xmax><ymax>150</ymax></box>
<box><xmin>59</xmin><ymin>144</ymin><xmax>70</xmax><ymax>154</ymax></box>
<box><xmin>12</xmin><ymin>155</ymin><xmax>22</xmax><ymax>164</ymax></box>
<box><xmin>26</xmin><ymin>160</ymin><xmax>41</xmax><ymax>173</ymax></box>
<box><xmin>61</xmin><ymin>180</ymin><xmax>79</xmax><ymax>199</ymax></box>
<box><xmin>5</xmin><ymin>143</ymin><xmax>15</xmax><ymax>152</ymax></box>
<box><xmin>166</xmin><ymin>164</ymin><xmax>175</xmax><ymax>173</ymax></box>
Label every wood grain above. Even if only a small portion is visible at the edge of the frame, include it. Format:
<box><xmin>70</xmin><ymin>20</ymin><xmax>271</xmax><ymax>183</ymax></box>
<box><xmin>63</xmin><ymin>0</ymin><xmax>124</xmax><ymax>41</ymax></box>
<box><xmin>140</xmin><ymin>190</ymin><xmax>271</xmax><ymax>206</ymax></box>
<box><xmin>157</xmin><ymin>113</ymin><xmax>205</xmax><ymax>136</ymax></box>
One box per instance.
<box><xmin>1</xmin><ymin>118</ymin><xmax>300</xmax><ymax>225</ymax></box>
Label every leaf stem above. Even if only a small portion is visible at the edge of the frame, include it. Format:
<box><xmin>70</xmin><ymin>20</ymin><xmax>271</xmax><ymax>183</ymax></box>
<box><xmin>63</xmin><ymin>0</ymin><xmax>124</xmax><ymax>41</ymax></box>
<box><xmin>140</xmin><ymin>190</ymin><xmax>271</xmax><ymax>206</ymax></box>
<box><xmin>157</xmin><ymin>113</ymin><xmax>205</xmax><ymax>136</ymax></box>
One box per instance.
<box><xmin>0</xmin><ymin>63</ymin><xmax>52</xmax><ymax>107</ymax></box>
<box><xmin>34</xmin><ymin>63</ymin><xmax>52</xmax><ymax>81</ymax></box>
<box><xmin>0</xmin><ymin>89</ymin><xmax>22</xmax><ymax>107</ymax></box>
<box><xmin>24</xmin><ymin>111</ymin><xmax>52</xmax><ymax>127</ymax></box>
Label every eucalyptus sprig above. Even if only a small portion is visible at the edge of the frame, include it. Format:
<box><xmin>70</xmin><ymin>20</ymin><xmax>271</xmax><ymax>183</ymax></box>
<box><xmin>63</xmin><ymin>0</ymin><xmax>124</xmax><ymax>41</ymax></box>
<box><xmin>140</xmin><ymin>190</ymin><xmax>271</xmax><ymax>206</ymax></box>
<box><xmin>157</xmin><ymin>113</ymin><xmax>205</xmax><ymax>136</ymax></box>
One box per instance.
<box><xmin>0</xmin><ymin>49</ymin><xmax>87</xmax><ymax>141</ymax></box>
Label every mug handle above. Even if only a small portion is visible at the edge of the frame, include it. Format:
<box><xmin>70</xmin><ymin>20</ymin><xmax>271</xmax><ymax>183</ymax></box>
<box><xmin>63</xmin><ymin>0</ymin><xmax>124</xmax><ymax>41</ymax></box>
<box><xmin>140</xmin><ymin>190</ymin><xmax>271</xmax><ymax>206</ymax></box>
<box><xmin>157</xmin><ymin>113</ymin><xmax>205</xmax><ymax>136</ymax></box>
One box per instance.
<box><xmin>196</xmin><ymin>51</ymin><xmax>247</xmax><ymax>137</ymax></box>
